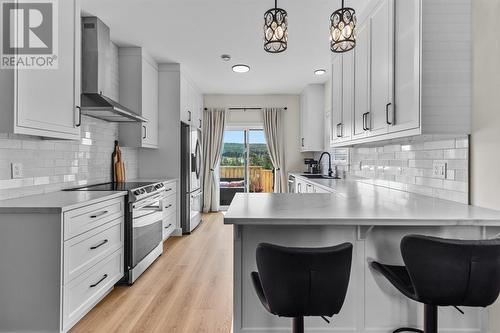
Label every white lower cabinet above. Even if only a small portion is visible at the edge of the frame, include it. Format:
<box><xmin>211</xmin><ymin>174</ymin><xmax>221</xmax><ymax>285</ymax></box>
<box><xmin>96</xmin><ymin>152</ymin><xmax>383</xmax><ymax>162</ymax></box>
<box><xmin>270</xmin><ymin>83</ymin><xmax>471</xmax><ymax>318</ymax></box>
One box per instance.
<box><xmin>162</xmin><ymin>179</ymin><xmax>178</xmax><ymax>240</ymax></box>
<box><xmin>294</xmin><ymin>175</ymin><xmax>334</xmax><ymax>194</ymax></box>
<box><xmin>62</xmin><ymin>196</ymin><xmax>125</xmax><ymax>331</ymax></box>
<box><xmin>63</xmin><ymin>249</ymin><xmax>123</xmax><ymax>331</ymax></box>
<box><xmin>0</xmin><ymin>194</ymin><xmax>125</xmax><ymax>333</ymax></box>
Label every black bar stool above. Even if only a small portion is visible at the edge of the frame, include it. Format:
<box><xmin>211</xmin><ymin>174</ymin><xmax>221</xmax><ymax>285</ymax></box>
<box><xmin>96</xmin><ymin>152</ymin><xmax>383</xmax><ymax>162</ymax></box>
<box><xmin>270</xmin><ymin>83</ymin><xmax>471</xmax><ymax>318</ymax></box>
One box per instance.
<box><xmin>251</xmin><ymin>242</ymin><xmax>353</xmax><ymax>333</ymax></box>
<box><xmin>372</xmin><ymin>235</ymin><xmax>500</xmax><ymax>333</ymax></box>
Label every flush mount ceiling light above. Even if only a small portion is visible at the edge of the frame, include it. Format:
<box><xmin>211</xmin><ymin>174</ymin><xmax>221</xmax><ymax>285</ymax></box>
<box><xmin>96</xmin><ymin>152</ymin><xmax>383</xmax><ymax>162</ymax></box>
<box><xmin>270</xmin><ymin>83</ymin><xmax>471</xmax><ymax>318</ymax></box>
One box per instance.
<box><xmin>314</xmin><ymin>69</ymin><xmax>326</xmax><ymax>76</ymax></box>
<box><xmin>232</xmin><ymin>64</ymin><xmax>250</xmax><ymax>73</ymax></box>
<box><xmin>330</xmin><ymin>0</ymin><xmax>357</xmax><ymax>53</ymax></box>
<box><xmin>221</xmin><ymin>54</ymin><xmax>231</xmax><ymax>61</ymax></box>
<box><xmin>263</xmin><ymin>0</ymin><xmax>288</xmax><ymax>53</ymax></box>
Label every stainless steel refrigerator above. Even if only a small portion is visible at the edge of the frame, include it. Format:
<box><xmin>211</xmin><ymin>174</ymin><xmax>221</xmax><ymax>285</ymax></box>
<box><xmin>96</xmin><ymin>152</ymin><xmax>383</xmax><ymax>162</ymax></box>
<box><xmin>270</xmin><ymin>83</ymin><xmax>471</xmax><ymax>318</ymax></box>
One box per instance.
<box><xmin>181</xmin><ymin>122</ymin><xmax>203</xmax><ymax>234</ymax></box>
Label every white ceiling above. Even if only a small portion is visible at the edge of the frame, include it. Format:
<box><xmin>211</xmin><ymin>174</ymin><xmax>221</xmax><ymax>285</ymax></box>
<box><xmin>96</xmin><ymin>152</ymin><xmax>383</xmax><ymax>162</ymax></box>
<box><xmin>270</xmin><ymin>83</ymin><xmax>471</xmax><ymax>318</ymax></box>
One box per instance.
<box><xmin>81</xmin><ymin>0</ymin><xmax>368</xmax><ymax>94</ymax></box>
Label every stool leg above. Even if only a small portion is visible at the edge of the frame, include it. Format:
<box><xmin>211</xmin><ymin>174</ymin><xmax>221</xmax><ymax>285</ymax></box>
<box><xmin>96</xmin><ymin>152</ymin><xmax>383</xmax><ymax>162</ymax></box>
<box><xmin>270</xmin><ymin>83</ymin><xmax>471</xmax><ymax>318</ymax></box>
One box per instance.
<box><xmin>424</xmin><ymin>304</ymin><xmax>438</xmax><ymax>333</ymax></box>
<box><xmin>292</xmin><ymin>316</ymin><xmax>304</xmax><ymax>333</ymax></box>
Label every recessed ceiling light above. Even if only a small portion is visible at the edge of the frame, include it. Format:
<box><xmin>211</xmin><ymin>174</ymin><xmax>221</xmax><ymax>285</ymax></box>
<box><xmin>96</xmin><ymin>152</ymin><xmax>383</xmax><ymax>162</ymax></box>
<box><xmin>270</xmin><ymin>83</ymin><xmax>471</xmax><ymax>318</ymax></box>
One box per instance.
<box><xmin>221</xmin><ymin>54</ymin><xmax>231</xmax><ymax>61</ymax></box>
<box><xmin>314</xmin><ymin>69</ymin><xmax>326</xmax><ymax>76</ymax></box>
<box><xmin>232</xmin><ymin>64</ymin><xmax>250</xmax><ymax>73</ymax></box>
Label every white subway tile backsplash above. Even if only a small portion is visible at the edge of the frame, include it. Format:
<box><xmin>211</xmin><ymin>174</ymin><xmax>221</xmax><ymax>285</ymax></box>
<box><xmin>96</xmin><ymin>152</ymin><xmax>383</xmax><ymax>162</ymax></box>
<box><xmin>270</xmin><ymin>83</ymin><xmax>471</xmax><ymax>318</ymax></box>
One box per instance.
<box><xmin>446</xmin><ymin>159</ymin><xmax>468</xmax><ymax>170</ymax></box>
<box><xmin>0</xmin><ymin>115</ymin><xmax>139</xmax><ymax>201</ymax></box>
<box><xmin>423</xmin><ymin>139</ymin><xmax>455</xmax><ymax>150</ymax></box>
<box><xmin>443</xmin><ymin>180</ymin><xmax>468</xmax><ymax>192</ymax></box>
<box><xmin>455</xmin><ymin>137</ymin><xmax>469</xmax><ymax>148</ymax></box>
<box><xmin>415</xmin><ymin>177</ymin><xmax>444</xmax><ymax>188</ymax></box>
<box><xmin>414</xmin><ymin>150</ymin><xmax>444</xmax><ymax>160</ymax></box>
<box><xmin>444</xmin><ymin>148</ymin><xmax>468</xmax><ymax>159</ymax></box>
<box><xmin>409</xmin><ymin>160</ymin><xmax>434</xmax><ymax>169</ymax></box>
<box><xmin>347</xmin><ymin>135</ymin><xmax>469</xmax><ymax>204</ymax></box>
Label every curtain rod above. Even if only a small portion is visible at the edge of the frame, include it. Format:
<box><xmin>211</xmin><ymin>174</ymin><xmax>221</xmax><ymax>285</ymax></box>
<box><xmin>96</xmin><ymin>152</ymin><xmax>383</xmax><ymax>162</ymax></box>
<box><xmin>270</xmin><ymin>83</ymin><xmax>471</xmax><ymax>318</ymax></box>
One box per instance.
<box><xmin>204</xmin><ymin>107</ymin><xmax>287</xmax><ymax>111</ymax></box>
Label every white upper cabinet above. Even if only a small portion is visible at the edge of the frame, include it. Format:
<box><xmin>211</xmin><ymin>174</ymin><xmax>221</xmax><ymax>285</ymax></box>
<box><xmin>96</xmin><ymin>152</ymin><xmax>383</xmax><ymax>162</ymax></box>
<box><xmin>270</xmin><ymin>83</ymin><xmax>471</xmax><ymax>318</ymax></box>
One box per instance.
<box><xmin>331</xmin><ymin>53</ymin><xmax>353</xmax><ymax>145</ymax></box>
<box><xmin>0</xmin><ymin>0</ymin><xmax>81</xmax><ymax>140</ymax></box>
<box><xmin>180</xmin><ymin>73</ymin><xmax>203</xmax><ymax>128</ymax></box>
<box><xmin>331</xmin><ymin>56</ymin><xmax>346</xmax><ymax>144</ymax></box>
<box><xmin>368</xmin><ymin>0</ymin><xmax>394</xmax><ymax>136</ymax></box>
<box><xmin>118</xmin><ymin>48</ymin><xmax>159</xmax><ymax>148</ymax></box>
<box><xmin>180</xmin><ymin>74</ymin><xmax>190</xmax><ymax>124</ymax></box>
<box><xmin>300</xmin><ymin>84</ymin><xmax>325</xmax><ymax>152</ymax></box>
<box><xmin>331</xmin><ymin>0</ymin><xmax>471</xmax><ymax>147</ymax></box>
<box><xmin>352</xmin><ymin>22</ymin><xmax>370</xmax><ymax>140</ymax></box>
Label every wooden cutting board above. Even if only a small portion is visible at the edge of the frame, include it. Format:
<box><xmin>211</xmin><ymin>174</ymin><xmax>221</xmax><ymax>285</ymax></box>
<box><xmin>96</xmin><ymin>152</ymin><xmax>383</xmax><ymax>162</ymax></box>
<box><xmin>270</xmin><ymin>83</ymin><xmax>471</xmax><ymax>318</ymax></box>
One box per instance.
<box><xmin>113</xmin><ymin>141</ymin><xmax>125</xmax><ymax>183</ymax></box>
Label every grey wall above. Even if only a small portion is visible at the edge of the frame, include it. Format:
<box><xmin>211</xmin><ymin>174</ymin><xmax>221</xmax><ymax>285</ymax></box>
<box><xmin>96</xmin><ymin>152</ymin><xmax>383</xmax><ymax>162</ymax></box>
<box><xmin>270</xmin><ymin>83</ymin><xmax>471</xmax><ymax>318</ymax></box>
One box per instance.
<box><xmin>471</xmin><ymin>0</ymin><xmax>500</xmax><ymax>328</ymax></box>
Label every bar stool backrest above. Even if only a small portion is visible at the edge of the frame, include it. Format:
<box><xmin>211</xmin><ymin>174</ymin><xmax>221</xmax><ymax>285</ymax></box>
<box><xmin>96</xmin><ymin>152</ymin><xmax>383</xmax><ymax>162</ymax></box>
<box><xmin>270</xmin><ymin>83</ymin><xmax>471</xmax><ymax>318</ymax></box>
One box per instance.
<box><xmin>255</xmin><ymin>242</ymin><xmax>353</xmax><ymax>318</ymax></box>
<box><xmin>401</xmin><ymin>235</ymin><xmax>500</xmax><ymax>307</ymax></box>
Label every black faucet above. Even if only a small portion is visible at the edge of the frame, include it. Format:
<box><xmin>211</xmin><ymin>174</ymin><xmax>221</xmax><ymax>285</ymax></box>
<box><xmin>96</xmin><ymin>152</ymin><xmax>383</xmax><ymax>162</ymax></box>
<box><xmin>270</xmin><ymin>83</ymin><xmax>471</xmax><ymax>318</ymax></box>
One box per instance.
<box><xmin>318</xmin><ymin>152</ymin><xmax>333</xmax><ymax>177</ymax></box>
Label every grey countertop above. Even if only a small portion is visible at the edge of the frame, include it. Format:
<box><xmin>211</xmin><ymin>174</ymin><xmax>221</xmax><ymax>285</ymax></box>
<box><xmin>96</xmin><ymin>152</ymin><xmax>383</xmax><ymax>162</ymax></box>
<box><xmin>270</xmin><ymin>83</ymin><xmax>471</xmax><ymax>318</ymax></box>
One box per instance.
<box><xmin>0</xmin><ymin>191</ymin><xmax>127</xmax><ymax>214</ymax></box>
<box><xmin>224</xmin><ymin>175</ymin><xmax>500</xmax><ymax>226</ymax></box>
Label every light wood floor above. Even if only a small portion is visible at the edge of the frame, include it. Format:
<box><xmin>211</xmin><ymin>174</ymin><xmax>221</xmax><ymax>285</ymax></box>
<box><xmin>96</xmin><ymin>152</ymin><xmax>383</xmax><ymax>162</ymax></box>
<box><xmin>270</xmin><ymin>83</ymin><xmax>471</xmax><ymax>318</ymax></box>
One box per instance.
<box><xmin>70</xmin><ymin>213</ymin><xmax>233</xmax><ymax>333</ymax></box>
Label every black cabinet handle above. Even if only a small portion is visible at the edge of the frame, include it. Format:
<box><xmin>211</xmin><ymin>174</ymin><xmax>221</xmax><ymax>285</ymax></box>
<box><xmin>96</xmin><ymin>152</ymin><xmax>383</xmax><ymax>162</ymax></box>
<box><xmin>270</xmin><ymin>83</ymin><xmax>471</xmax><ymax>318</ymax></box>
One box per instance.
<box><xmin>386</xmin><ymin>103</ymin><xmax>393</xmax><ymax>125</ymax></box>
<box><xmin>165</xmin><ymin>188</ymin><xmax>172</xmax><ymax>192</ymax></box>
<box><xmin>363</xmin><ymin>112</ymin><xmax>370</xmax><ymax>131</ymax></box>
<box><xmin>199</xmin><ymin>119</ymin><xmax>202</xmax><ymax>128</ymax></box>
<box><xmin>75</xmin><ymin>106</ymin><xmax>81</xmax><ymax>127</ymax></box>
<box><xmin>90</xmin><ymin>210</ymin><xmax>108</xmax><ymax>219</ymax></box>
<box><xmin>90</xmin><ymin>239</ymin><xmax>108</xmax><ymax>250</ymax></box>
<box><xmin>165</xmin><ymin>223</ymin><xmax>172</xmax><ymax>229</ymax></box>
<box><xmin>165</xmin><ymin>204</ymin><xmax>173</xmax><ymax>209</ymax></box>
<box><xmin>90</xmin><ymin>274</ymin><xmax>108</xmax><ymax>288</ymax></box>
<box><xmin>301</xmin><ymin>138</ymin><xmax>304</xmax><ymax>147</ymax></box>
<box><xmin>142</xmin><ymin>125</ymin><xmax>147</xmax><ymax>139</ymax></box>
<box><xmin>336</xmin><ymin>123</ymin><xmax>342</xmax><ymax>138</ymax></box>
<box><xmin>188</xmin><ymin>111</ymin><xmax>191</xmax><ymax>122</ymax></box>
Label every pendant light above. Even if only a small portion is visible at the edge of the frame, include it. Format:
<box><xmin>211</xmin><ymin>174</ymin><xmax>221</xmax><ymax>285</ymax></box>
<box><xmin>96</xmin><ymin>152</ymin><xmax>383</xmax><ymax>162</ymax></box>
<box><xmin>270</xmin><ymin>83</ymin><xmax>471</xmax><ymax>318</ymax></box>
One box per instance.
<box><xmin>330</xmin><ymin>0</ymin><xmax>356</xmax><ymax>53</ymax></box>
<box><xmin>263</xmin><ymin>0</ymin><xmax>288</xmax><ymax>53</ymax></box>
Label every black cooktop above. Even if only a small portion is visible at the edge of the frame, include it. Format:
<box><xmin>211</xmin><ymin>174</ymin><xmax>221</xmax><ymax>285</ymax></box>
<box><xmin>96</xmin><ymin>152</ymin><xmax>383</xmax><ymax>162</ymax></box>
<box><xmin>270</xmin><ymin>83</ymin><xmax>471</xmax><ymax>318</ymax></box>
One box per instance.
<box><xmin>70</xmin><ymin>182</ymin><xmax>155</xmax><ymax>192</ymax></box>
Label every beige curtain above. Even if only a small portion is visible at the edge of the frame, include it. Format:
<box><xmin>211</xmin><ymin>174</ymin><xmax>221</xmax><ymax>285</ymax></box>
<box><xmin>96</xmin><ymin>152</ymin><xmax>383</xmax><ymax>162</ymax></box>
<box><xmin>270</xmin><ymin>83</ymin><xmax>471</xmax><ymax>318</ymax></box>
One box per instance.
<box><xmin>263</xmin><ymin>108</ymin><xmax>285</xmax><ymax>193</ymax></box>
<box><xmin>202</xmin><ymin>108</ymin><xmax>226</xmax><ymax>212</ymax></box>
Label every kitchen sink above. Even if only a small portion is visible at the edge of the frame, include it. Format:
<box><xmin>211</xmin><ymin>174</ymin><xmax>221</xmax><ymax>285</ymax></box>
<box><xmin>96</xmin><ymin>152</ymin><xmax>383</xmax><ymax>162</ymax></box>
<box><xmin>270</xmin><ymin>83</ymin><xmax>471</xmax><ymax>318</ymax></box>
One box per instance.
<box><xmin>302</xmin><ymin>174</ymin><xmax>341</xmax><ymax>180</ymax></box>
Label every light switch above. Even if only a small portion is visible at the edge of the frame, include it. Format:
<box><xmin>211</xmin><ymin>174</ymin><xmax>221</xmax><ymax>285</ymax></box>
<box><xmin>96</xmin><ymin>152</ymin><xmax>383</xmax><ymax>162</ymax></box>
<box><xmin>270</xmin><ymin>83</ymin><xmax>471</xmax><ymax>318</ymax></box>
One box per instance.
<box><xmin>432</xmin><ymin>161</ymin><xmax>446</xmax><ymax>179</ymax></box>
<box><xmin>11</xmin><ymin>163</ymin><xmax>23</xmax><ymax>179</ymax></box>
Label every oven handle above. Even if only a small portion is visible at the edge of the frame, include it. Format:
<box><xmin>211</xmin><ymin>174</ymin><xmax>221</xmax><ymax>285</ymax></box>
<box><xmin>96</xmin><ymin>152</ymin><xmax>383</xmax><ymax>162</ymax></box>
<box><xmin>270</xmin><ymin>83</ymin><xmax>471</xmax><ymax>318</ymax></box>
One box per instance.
<box><xmin>134</xmin><ymin>209</ymin><xmax>162</xmax><ymax>220</ymax></box>
<box><xmin>132</xmin><ymin>193</ymin><xmax>166</xmax><ymax>209</ymax></box>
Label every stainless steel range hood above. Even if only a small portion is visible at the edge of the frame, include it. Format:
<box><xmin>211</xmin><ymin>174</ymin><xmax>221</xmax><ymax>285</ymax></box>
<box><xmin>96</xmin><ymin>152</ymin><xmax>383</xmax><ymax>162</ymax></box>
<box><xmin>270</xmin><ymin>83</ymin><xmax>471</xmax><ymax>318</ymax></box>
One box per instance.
<box><xmin>81</xmin><ymin>17</ymin><xmax>146</xmax><ymax>123</ymax></box>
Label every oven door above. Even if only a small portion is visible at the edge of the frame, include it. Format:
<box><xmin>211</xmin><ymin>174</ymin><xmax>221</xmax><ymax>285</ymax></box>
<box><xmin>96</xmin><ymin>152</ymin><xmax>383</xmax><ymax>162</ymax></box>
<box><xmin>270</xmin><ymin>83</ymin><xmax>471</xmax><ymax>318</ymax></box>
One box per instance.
<box><xmin>131</xmin><ymin>193</ymin><xmax>164</xmax><ymax>268</ymax></box>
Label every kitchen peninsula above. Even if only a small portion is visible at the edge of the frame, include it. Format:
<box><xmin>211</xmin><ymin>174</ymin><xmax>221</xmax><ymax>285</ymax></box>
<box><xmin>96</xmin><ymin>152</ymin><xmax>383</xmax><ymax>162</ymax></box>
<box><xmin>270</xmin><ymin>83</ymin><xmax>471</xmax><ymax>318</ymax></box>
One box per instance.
<box><xmin>224</xmin><ymin>177</ymin><xmax>500</xmax><ymax>333</ymax></box>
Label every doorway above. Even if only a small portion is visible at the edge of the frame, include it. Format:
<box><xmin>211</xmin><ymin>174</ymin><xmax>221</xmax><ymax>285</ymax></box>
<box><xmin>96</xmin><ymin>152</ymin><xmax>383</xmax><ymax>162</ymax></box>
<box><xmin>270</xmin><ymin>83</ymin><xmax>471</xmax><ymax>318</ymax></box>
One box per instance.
<box><xmin>219</xmin><ymin>128</ymin><xmax>274</xmax><ymax>208</ymax></box>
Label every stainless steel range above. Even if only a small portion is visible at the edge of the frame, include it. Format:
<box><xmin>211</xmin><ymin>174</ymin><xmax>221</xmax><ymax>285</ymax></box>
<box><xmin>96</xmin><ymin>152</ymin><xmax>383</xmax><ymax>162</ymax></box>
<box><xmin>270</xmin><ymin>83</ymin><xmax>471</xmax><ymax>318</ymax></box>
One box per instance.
<box><xmin>69</xmin><ymin>180</ymin><xmax>166</xmax><ymax>284</ymax></box>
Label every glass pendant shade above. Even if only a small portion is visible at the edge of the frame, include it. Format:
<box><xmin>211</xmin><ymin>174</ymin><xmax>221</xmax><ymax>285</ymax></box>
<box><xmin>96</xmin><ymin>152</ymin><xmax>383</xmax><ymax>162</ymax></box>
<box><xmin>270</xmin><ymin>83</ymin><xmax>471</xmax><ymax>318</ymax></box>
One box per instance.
<box><xmin>330</xmin><ymin>0</ymin><xmax>356</xmax><ymax>53</ymax></box>
<box><xmin>263</xmin><ymin>0</ymin><xmax>288</xmax><ymax>53</ymax></box>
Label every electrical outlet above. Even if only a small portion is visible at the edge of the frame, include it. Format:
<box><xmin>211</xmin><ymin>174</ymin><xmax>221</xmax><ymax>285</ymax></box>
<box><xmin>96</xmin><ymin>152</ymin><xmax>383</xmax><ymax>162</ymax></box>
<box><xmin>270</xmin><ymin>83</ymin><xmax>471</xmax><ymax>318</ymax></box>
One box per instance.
<box><xmin>11</xmin><ymin>163</ymin><xmax>23</xmax><ymax>179</ymax></box>
<box><xmin>432</xmin><ymin>161</ymin><xmax>447</xmax><ymax>179</ymax></box>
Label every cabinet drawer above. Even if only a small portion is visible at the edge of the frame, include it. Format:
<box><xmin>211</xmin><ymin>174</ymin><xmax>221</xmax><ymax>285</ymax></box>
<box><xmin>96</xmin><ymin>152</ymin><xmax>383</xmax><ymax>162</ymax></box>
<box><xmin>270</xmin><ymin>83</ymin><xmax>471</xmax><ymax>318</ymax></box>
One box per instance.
<box><xmin>163</xmin><ymin>194</ymin><xmax>176</xmax><ymax>217</ymax></box>
<box><xmin>64</xmin><ymin>217</ymin><xmax>124</xmax><ymax>284</ymax></box>
<box><xmin>63</xmin><ymin>249</ymin><xmax>123</xmax><ymax>331</ymax></box>
<box><xmin>64</xmin><ymin>197</ymin><xmax>124</xmax><ymax>240</ymax></box>
<box><xmin>163</xmin><ymin>182</ymin><xmax>176</xmax><ymax>195</ymax></box>
<box><xmin>163</xmin><ymin>212</ymin><xmax>176</xmax><ymax>240</ymax></box>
